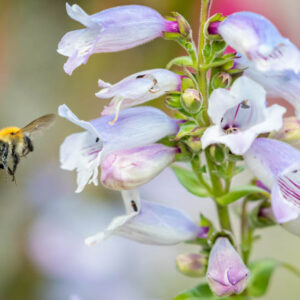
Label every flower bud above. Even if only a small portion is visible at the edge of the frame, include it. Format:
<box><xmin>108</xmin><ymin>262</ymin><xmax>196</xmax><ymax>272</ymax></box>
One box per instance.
<box><xmin>165</xmin><ymin>93</ymin><xmax>181</xmax><ymax>109</ymax></box>
<box><xmin>271</xmin><ymin>117</ymin><xmax>300</xmax><ymax>145</ymax></box>
<box><xmin>211</xmin><ymin>72</ymin><xmax>232</xmax><ymax>89</ymax></box>
<box><xmin>101</xmin><ymin>144</ymin><xmax>177</xmax><ymax>190</ymax></box>
<box><xmin>176</xmin><ymin>253</ymin><xmax>207</xmax><ymax>277</ymax></box>
<box><xmin>187</xmin><ymin>136</ymin><xmax>202</xmax><ymax>153</ymax></box>
<box><xmin>181</xmin><ymin>89</ymin><xmax>202</xmax><ymax>114</ymax></box>
<box><xmin>206</xmin><ymin>237</ymin><xmax>249</xmax><ymax>297</ymax></box>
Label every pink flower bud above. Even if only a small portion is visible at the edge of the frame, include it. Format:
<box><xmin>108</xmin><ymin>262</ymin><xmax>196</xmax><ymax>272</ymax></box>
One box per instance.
<box><xmin>101</xmin><ymin>144</ymin><xmax>177</xmax><ymax>190</ymax></box>
<box><xmin>206</xmin><ymin>237</ymin><xmax>249</xmax><ymax>297</ymax></box>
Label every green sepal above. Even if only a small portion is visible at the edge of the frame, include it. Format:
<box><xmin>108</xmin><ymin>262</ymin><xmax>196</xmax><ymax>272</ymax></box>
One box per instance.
<box><xmin>175</xmin><ymin>143</ymin><xmax>193</xmax><ymax>162</ymax></box>
<box><xmin>249</xmin><ymin>201</ymin><xmax>276</xmax><ymax>228</ymax></box>
<box><xmin>247</xmin><ymin>259</ymin><xmax>278</xmax><ymax>297</ymax></box>
<box><xmin>204</xmin><ymin>13</ymin><xmax>226</xmax><ymax>41</ymax></box>
<box><xmin>172</xmin><ymin>165</ymin><xmax>209</xmax><ymax>197</ymax></box>
<box><xmin>167</xmin><ymin>56</ymin><xmax>194</xmax><ymax>69</ymax></box>
<box><xmin>175</xmin><ymin>122</ymin><xmax>205</xmax><ymax>141</ymax></box>
<box><xmin>174</xmin><ymin>283</ymin><xmax>249</xmax><ymax>300</ymax></box>
<box><xmin>211</xmin><ymin>40</ymin><xmax>226</xmax><ymax>55</ymax></box>
<box><xmin>182</xmin><ymin>77</ymin><xmax>196</xmax><ymax>90</ymax></box>
<box><xmin>216</xmin><ymin>185</ymin><xmax>270</xmax><ymax>206</ymax></box>
<box><xmin>165</xmin><ymin>92</ymin><xmax>181</xmax><ymax>109</ymax></box>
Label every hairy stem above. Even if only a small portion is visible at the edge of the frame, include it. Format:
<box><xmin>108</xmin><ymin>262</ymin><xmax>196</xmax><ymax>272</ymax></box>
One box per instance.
<box><xmin>205</xmin><ymin>149</ymin><xmax>233</xmax><ymax>232</ymax></box>
<box><xmin>197</xmin><ymin>0</ymin><xmax>212</xmax><ymax>125</ymax></box>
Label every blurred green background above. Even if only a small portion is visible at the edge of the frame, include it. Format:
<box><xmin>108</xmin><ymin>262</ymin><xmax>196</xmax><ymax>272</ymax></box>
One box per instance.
<box><xmin>0</xmin><ymin>0</ymin><xmax>300</xmax><ymax>299</ymax></box>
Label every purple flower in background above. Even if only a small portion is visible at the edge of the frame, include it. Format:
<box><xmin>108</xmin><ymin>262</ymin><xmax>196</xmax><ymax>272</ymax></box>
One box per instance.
<box><xmin>101</xmin><ymin>144</ymin><xmax>178</xmax><ymax>191</ymax></box>
<box><xmin>219</xmin><ymin>12</ymin><xmax>300</xmax><ymax>73</ymax></box>
<box><xmin>206</xmin><ymin>237</ymin><xmax>249</xmax><ymax>297</ymax></box>
<box><xmin>57</xmin><ymin>4</ymin><xmax>179</xmax><ymax>75</ymax></box>
<box><xmin>96</xmin><ymin>69</ymin><xmax>182</xmax><ymax>124</ymax></box>
<box><xmin>244</xmin><ymin>138</ymin><xmax>300</xmax><ymax>230</ymax></box>
<box><xmin>218</xmin><ymin>12</ymin><xmax>300</xmax><ymax>117</ymax></box>
<box><xmin>271</xmin><ymin>117</ymin><xmax>300</xmax><ymax>146</ymax></box>
<box><xmin>58</xmin><ymin>105</ymin><xmax>178</xmax><ymax>193</ymax></box>
<box><xmin>85</xmin><ymin>190</ymin><xmax>208</xmax><ymax>246</ymax></box>
<box><xmin>201</xmin><ymin>76</ymin><xmax>285</xmax><ymax>155</ymax></box>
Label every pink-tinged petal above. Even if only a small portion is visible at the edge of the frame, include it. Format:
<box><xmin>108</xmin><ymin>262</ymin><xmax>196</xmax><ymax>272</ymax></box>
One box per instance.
<box><xmin>219</xmin><ymin>12</ymin><xmax>300</xmax><ymax>73</ymax></box>
<box><xmin>58</xmin><ymin>5</ymin><xmax>178</xmax><ymax>74</ymax></box>
<box><xmin>271</xmin><ymin>184</ymin><xmax>299</xmax><ymax>224</ymax></box>
<box><xmin>207</xmin><ymin>237</ymin><xmax>249</xmax><ymax>297</ymax></box>
<box><xmin>244</xmin><ymin>138</ymin><xmax>300</xmax><ymax>187</ymax></box>
<box><xmin>101</xmin><ymin>144</ymin><xmax>177</xmax><ymax>190</ymax></box>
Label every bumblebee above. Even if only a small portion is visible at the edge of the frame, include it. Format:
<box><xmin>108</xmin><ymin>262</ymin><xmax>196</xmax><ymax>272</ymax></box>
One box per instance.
<box><xmin>0</xmin><ymin>114</ymin><xmax>55</xmax><ymax>181</ymax></box>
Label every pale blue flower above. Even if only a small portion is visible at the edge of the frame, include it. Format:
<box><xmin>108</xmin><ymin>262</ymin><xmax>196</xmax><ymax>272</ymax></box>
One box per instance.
<box><xmin>58</xmin><ymin>4</ymin><xmax>179</xmax><ymax>75</ymax></box>
<box><xmin>85</xmin><ymin>190</ymin><xmax>208</xmax><ymax>246</ymax></box>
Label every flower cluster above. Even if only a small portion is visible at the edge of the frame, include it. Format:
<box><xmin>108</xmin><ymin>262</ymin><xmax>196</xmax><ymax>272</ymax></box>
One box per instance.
<box><xmin>57</xmin><ymin>2</ymin><xmax>300</xmax><ymax>299</ymax></box>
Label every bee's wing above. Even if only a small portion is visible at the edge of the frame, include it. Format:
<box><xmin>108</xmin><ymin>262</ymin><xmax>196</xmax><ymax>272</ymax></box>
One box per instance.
<box><xmin>21</xmin><ymin>114</ymin><xmax>56</xmax><ymax>137</ymax></box>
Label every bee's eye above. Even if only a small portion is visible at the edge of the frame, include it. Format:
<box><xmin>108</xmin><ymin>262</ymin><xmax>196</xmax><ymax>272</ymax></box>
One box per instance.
<box><xmin>95</xmin><ymin>137</ymin><xmax>100</xmax><ymax>143</ymax></box>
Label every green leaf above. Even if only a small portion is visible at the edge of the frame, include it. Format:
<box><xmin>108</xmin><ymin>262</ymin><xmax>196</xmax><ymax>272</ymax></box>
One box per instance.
<box><xmin>248</xmin><ymin>259</ymin><xmax>278</xmax><ymax>297</ymax></box>
<box><xmin>167</xmin><ymin>56</ymin><xmax>194</xmax><ymax>69</ymax></box>
<box><xmin>174</xmin><ymin>283</ymin><xmax>214</xmax><ymax>300</ymax></box>
<box><xmin>216</xmin><ymin>185</ymin><xmax>270</xmax><ymax>206</ymax></box>
<box><xmin>172</xmin><ymin>165</ymin><xmax>209</xmax><ymax>197</ymax></box>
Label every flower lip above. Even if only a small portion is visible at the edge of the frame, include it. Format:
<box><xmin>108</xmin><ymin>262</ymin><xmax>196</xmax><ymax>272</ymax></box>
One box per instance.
<box><xmin>201</xmin><ymin>76</ymin><xmax>286</xmax><ymax>155</ymax></box>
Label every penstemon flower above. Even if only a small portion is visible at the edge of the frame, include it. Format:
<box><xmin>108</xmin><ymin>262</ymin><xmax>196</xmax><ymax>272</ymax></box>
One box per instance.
<box><xmin>57</xmin><ymin>4</ymin><xmax>179</xmax><ymax>75</ymax></box>
<box><xmin>244</xmin><ymin>138</ymin><xmax>300</xmax><ymax>225</ymax></box>
<box><xmin>217</xmin><ymin>11</ymin><xmax>300</xmax><ymax>117</ymax></box>
<box><xmin>58</xmin><ymin>104</ymin><xmax>178</xmax><ymax>192</ymax></box>
<box><xmin>85</xmin><ymin>190</ymin><xmax>208</xmax><ymax>246</ymax></box>
<box><xmin>206</xmin><ymin>237</ymin><xmax>249</xmax><ymax>297</ymax></box>
<box><xmin>201</xmin><ymin>76</ymin><xmax>286</xmax><ymax>155</ymax></box>
<box><xmin>96</xmin><ymin>68</ymin><xmax>182</xmax><ymax>123</ymax></box>
<box><xmin>57</xmin><ymin>1</ymin><xmax>300</xmax><ymax>298</ymax></box>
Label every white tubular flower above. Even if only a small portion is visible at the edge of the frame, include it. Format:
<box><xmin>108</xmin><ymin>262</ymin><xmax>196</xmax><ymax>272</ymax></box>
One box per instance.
<box><xmin>96</xmin><ymin>69</ymin><xmax>181</xmax><ymax>124</ymax></box>
<box><xmin>85</xmin><ymin>190</ymin><xmax>208</xmax><ymax>246</ymax></box>
<box><xmin>201</xmin><ymin>76</ymin><xmax>286</xmax><ymax>155</ymax></box>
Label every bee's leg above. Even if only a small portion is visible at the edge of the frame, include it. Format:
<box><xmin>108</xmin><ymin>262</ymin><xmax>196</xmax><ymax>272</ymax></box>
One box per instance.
<box><xmin>22</xmin><ymin>136</ymin><xmax>33</xmax><ymax>156</ymax></box>
<box><xmin>1</xmin><ymin>142</ymin><xmax>9</xmax><ymax>170</ymax></box>
<box><xmin>10</xmin><ymin>145</ymin><xmax>19</xmax><ymax>183</ymax></box>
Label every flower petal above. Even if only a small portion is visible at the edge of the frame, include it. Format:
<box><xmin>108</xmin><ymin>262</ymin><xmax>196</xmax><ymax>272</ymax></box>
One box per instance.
<box><xmin>85</xmin><ymin>198</ymin><xmax>208</xmax><ymax>246</ymax></box>
<box><xmin>271</xmin><ymin>184</ymin><xmax>299</xmax><ymax>223</ymax></box>
<box><xmin>101</xmin><ymin>144</ymin><xmax>177</xmax><ymax>190</ymax></box>
<box><xmin>59</xmin><ymin>105</ymin><xmax>178</xmax><ymax>192</ymax></box>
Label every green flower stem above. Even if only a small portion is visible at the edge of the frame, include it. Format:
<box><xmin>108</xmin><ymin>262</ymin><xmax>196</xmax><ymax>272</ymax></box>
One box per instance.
<box><xmin>216</xmin><ymin>203</ymin><xmax>233</xmax><ymax>232</ymax></box>
<box><xmin>197</xmin><ymin>0</ymin><xmax>212</xmax><ymax>125</ymax></box>
<box><xmin>191</xmin><ymin>155</ymin><xmax>213</xmax><ymax>195</ymax></box>
<box><xmin>241</xmin><ymin>197</ymin><xmax>253</xmax><ymax>264</ymax></box>
<box><xmin>224</xmin><ymin>161</ymin><xmax>235</xmax><ymax>193</ymax></box>
<box><xmin>205</xmin><ymin>149</ymin><xmax>233</xmax><ymax>232</ymax></box>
